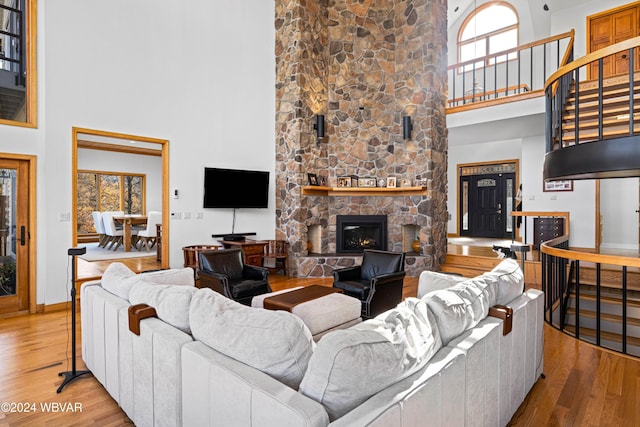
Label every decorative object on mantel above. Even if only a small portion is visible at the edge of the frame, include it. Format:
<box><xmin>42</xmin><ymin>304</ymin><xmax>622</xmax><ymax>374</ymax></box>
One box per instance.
<box><xmin>400</xmin><ymin>178</ymin><xmax>411</xmax><ymax>187</ymax></box>
<box><xmin>307</xmin><ymin>173</ymin><xmax>319</xmax><ymax>186</ymax></box>
<box><xmin>337</xmin><ymin>176</ymin><xmax>352</xmax><ymax>187</ymax></box>
<box><xmin>377</xmin><ymin>178</ymin><xmax>387</xmax><ymax>188</ymax></box>
<box><xmin>387</xmin><ymin>177</ymin><xmax>397</xmax><ymax>188</ymax></box>
<box><xmin>358</xmin><ymin>177</ymin><xmax>377</xmax><ymax>188</ymax></box>
<box><xmin>415</xmin><ymin>177</ymin><xmax>427</xmax><ymax>187</ymax></box>
<box><xmin>319</xmin><ymin>175</ymin><xmax>327</xmax><ymax>186</ymax></box>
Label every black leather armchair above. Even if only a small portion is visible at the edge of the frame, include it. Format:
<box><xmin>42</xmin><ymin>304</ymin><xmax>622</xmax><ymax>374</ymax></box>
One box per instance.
<box><xmin>333</xmin><ymin>249</ymin><xmax>406</xmax><ymax>319</ymax></box>
<box><xmin>197</xmin><ymin>248</ymin><xmax>271</xmax><ymax>305</ymax></box>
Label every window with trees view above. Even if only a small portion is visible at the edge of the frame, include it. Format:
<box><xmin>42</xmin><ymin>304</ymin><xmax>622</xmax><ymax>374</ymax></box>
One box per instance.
<box><xmin>458</xmin><ymin>2</ymin><xmax>518</xmax><ymax>72</ymax></box>
<box><xmin>77</xmin><ymin>171</ymin><xmax>145</xmax><ymax>235</ymax></box>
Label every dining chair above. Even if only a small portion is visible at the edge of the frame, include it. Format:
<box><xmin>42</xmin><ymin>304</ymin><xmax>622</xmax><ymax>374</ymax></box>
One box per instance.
<box><xmin>91</xmin><ymin>211</ymin><xmax>108</xmax><ymax>247</ymax></box>
<box><xmin>136</xmin><ymin>211</ymin><xmax>162</xmax><ymax>252</ymax></box>
<box><xmin>101</xmin><ymin>211</ymin><xmax>127</xmax><ymax>251</ymax></box>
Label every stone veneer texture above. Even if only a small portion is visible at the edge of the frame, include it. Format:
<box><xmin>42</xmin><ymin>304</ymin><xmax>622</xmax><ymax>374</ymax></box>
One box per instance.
<box><xmin>275</xmin><ymin>0</ymin><xmax>448</xmax><ymax>277</ymax></box>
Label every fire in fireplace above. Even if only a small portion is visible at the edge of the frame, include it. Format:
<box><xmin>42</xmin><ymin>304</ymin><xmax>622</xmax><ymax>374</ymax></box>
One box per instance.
<box><xmin>336</xmin><ymin>215</ymin><xmax>387</xmax><ymax>253</ymax></box>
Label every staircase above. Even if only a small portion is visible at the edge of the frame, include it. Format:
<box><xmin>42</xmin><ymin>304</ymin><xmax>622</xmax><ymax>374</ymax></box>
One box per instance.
<box><xmin>558</xmin><ymin>73</ymin><xmax>640</xmax><ymax>146</ymax></box>
<box><xmin>564</xmin><ymin>282</ymin><xmax>640</xmax><ymax>356</ymax></box>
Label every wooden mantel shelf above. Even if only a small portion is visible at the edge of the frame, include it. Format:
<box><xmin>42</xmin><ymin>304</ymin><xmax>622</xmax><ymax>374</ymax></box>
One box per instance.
<box><xmin>302</xmin><ymin>185</ymin><xmax>427</xmax><ymax>197</ymax></box>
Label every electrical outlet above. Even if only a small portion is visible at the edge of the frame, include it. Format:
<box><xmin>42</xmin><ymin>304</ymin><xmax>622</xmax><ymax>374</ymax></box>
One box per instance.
<box><xmin>196</xmin><ymin>212</ymin><xmax>204</xmax><ymax>219</ymax></box>
<box><xmin>171</xmin><ymin>212</ymin><xmax>182</xmax><ymax>220</ymax></box>
<box><xmin>183</xmin><ymin>212</ymin><xmax>191</xmax><ymax>220</ymax></box>
<box><xmin>59</xmin><ymin>212</ymin><xmax>71</xmax><ymax>222</ymax></box>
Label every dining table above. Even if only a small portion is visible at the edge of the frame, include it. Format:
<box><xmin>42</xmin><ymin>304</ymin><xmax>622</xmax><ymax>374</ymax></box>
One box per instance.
<box><xmin>113</xmin><ymin>215</ymin><xmax>147</xmax><ymax>252</ymax></box>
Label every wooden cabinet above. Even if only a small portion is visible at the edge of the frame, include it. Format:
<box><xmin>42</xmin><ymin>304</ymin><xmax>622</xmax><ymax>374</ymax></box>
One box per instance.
<box><xmin>533</xmin><ymin>217</ymin><xmax>565</xmax><ymax>250</ymax></box>
<box><xmin>218</xmin><ymin>240</ymin><xmax>268</xmax><ymax>267</ymax></box>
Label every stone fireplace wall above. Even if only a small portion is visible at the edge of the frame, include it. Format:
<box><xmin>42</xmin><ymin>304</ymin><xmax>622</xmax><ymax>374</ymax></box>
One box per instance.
<box><xmin>275</xmin><ymin>0</ymin><xmax>448</xmax><ymax>277</ymax></box>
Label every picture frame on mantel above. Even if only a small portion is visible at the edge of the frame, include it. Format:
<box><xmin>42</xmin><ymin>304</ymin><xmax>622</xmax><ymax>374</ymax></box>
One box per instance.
<box><xmin>307</xmin><ymin>173</ymin><xmax>319</xmax><ymax>186</ymax></box>
<box><xmin>543</xmin><ymin>180</ymin><xmax>573</xmax><ymax>192</ymax></box>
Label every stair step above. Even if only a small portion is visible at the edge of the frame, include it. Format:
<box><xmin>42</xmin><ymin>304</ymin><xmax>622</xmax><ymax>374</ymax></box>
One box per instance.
<box><xmin>564</xmin><ymin>324</ymin><xmax>640</xmax><ymax>348</ymax></box>
<box><xmin>564</xmin><ymin>94</ymin><xmax>640</xmax><ymax>115</ymax></box>
<box><xmin>560</xmin><ymin>118</ymin><xmax>639</xmax><ymax>133</ymax></box>
<box><xmin>566</xmin><ymin>307</ymin><xmax>640</xmax><ymax>327</ymax></box>
<box><xmin>567</xmin><ymin>85</ymin><xmax>640</xmax><ymax>104</ymax></box>
<box><xmin>563</xmin><ymin>104</ymin><xmax>640</xmax><ymax>122</ymax></box>
<box><xmin>570</xmin><ymin>290</ymin><xmax>640</xmax><ymax>309</ymax></box>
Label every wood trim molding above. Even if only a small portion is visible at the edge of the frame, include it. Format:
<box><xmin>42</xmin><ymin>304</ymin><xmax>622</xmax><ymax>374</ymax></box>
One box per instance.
<box><xmin>72</xmin><ymin>127</ymin><xmax>170</xmax><ymax>270</ymax></box>
<box><xmin>77</xmin><ymin>140</ymin><xmax>162</xmax><ymax>156</ymax></box>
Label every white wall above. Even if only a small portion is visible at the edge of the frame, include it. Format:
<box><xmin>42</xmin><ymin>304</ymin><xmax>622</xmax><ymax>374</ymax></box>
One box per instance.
<box><xmin>77</xmin><ymin>149</ymin><xmax>163</xmax><ymax>213</ymax></box>
<box><xmin>600</xmin><ymin>178</ymin><xmax>639</xmax><ymax>250</ymax></box>
<box><xmin>448</xmin><ymin>138</ymin><xmax>522</xmax><ymax>234</ymax></box>
<box><xmin>0</xmin><ymin>0</ymin><xmax>276</xmax><ymax>306</ymax></box>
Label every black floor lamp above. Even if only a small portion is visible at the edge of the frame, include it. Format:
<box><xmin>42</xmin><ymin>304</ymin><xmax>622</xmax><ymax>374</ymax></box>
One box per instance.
<box><xmin>57</xmin><ymin>247</ymin><xmax>92</xmax><ymax>393</ymax></box>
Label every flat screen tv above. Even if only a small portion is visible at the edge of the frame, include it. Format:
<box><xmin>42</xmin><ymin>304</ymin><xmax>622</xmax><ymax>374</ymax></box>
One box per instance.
<box><xmin>203</xmin><ymin>167</ymin><xmax>270</xmax><ymax>209</ymax></box>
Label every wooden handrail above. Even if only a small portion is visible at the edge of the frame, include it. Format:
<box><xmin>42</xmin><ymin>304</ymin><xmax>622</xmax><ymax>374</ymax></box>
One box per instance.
<box><xmin>541</xmin><ymin>236</ymin><xmax>640</xmax><ymax>268</ymax></box>
<box><xmin>448</xmin><ymin>30</ymin><xmax>575</xmax><ymax>71</ymax></box>
<box><xmin>545</xmin><ymin>35</ymin><xmax>640</xmax><ymax>91</ymax></box>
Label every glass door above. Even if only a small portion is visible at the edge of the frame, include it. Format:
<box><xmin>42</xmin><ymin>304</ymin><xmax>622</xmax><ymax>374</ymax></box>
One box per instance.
<box><xmin>0</xmin><ymin>160</ymin><xmax>30</xmax><ymax>315</ymax></box>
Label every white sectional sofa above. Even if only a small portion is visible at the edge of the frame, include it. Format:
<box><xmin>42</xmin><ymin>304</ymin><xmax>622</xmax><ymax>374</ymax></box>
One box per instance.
<box><xmin>81</xmin><ymin>259</ymin><xmax>543</xmax><ymax>427</ymax></box>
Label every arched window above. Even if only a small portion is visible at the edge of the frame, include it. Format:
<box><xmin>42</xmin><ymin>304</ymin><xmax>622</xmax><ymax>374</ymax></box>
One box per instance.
<box><xmin>458</xmin><ymin>2</ymin><xmax>518</xmax><ymax>71</ymax></box>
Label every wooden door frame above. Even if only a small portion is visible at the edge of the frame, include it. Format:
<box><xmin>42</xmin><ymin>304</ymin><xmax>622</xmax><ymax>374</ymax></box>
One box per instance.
<box><xmin>71</xmin><ymin>127</ymin><xmax>169</xmax><ymax>269</ymax></box>
<box><xmin>0</xmin><ymin>154</ymin><xmax>36</xmax><ymax>314</ymax></box>
<box><xmin>455</xmin><ymin>159</ymin><xmax>520</xmax><ymax>237</ymax></box>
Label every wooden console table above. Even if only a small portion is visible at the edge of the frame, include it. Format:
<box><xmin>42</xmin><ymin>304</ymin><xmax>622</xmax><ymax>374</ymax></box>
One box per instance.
<box><xmin>218</xmin><ymin>239</ymin><xmax>268</xmax><ymax>267</ymax></box>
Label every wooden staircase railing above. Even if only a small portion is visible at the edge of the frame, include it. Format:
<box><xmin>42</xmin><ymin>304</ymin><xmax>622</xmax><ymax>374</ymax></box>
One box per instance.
<box><xmin>542</xmin><ymin>236</ymin><xmax>640</xmax><ymax>357</ymax></box>
<box><xmin>447</xmin><ymin>30</ymin><xmax>574</xmax><ymax>113</ymax></box>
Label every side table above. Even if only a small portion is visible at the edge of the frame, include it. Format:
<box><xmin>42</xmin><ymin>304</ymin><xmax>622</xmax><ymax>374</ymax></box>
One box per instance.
<box><xmin>218</xmin><ymin>240</ymin><xmax>268</xmax><ymax>267</ymax></box>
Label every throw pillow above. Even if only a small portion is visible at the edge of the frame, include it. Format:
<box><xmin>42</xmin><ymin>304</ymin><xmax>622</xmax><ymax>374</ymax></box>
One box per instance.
<box><xmin>129</xmin><ymin>279</ymin><xmax>197</xmax><ymax>334</ymax></box>
<box><xmin>299</xmin><ymin>298</ymin><xmax>442</xmax><ymax>420</ymax></box>
<box><xmin>489</xmin><ymin>258</ymin><xmax>524</xmax><ymax>305</ymax></box>
<box><xmin>189</xmin><ymin>288</ymin><xmax>315</xmax><ymax>390</ymax></box>
<box><xmin>101</xmin><ymin>262</ymin><xmax>141</xmax><ymax>300</ymax></box>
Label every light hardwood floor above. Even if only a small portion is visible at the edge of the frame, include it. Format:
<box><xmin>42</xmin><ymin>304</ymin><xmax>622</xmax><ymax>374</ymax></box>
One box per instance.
<box><xmin>2</xmin><ymin>263</ymin><xmax>639</xmax><ymax>425</ymax></box>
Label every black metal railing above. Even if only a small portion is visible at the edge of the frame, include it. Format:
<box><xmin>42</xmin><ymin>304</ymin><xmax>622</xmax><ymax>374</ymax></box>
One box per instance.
<box><xmin>542</xmin><ymin>238</ymin><xmax>640</xmax><ymax>357</ymax></box>
<box><xmin>448</xmin><ymin>30</ymin><xmax>574</xmax><ymax>109</ymax></box>
<box><xmin>0</xmin><ymin>2</ymin><xmax>24</xmax><ymax>82</ymax></box>
<box><xmin>545</xmin><ymin>36</ymin><xmax>640</xmax><ymax>150</ymax></box>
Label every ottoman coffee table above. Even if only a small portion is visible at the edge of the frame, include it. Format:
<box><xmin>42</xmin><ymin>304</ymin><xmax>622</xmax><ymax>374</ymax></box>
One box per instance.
<box><xmin>252</xmin><ymin>285</ymin><xmax>362</xmax><ymax>340</ymax></box>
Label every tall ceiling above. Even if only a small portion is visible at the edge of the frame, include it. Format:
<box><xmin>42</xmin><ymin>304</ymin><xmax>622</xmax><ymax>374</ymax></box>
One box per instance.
<box><xmin>447</xmin><ymin>0</ymin><xmax>585</xmax><ymax>29</ymax></box>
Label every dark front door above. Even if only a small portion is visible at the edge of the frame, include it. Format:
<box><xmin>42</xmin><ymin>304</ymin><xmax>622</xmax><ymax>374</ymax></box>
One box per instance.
<box><xmin>460</xmin><ymin>172</ymin><xmax>515</xmax><ymax>238</ymax></box>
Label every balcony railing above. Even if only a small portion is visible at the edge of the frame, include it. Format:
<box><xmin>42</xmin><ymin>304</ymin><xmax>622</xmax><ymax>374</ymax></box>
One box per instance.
<box><xmin>542</xmin><ymin>237</ymin><xmax>640</xmax><ymax>357</ymax></box>
<box><xmin>448</xmin><ymin>30</ymin><xmax>574</xmax><ymax>112</ymax></box>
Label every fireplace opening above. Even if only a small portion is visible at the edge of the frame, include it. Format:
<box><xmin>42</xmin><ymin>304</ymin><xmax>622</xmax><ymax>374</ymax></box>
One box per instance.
<box><xmin>336</xmin><ymin>215</ymin><xmax>387</xmax><ymax>253</ymax></box>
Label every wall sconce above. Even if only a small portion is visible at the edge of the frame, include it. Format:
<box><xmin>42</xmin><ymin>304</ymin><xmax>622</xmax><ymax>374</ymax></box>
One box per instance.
<box><xmin>314</xmin><ymin>115</ymin><xmax>325</xmax><ymax>138</ymax></box>
<box><xmin>402</xmin><ymin>116</ymin><xmax>413</xmax><ymax>140</ymax></box>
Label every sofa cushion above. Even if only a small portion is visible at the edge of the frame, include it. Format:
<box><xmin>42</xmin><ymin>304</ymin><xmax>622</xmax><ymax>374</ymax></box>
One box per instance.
<box><xmin>417</xmin><ymin>270</ymin><xmax>467</xmax><ymax>298</ymax></box>
<box><xmin>422</xmin><ymin>259</ymin><xmax>523</xmax><ymax>345</ymax></box>
<box><xmin>489</xmin><ymin>258</ymin><xmax>524</xmax><ymax>305</ymax></box>
<box><xmin>101</xmin><ymin>262</ymin><xmax>141</xmax><ymax>300</ymax></box>
<box><xmin>189</xmin><ymin>288</ymin><xmax>314</xmax><ymax>390</ymax></box>
<box><xmin>425</xmin><ymin>276</ymin><xmax>497</xmax><ymax>345</ymax></box>
<box><xmin>129</xmin><ymin>280</ymin><xmax>198</xmax><ymax>334</ymax></box>
<box><xmin>140</xmin><ymin>267</ymin><xmax>195</xmax><ymax>287</ymax></box>
<box><xmin>299</xmin><ymin>297</ymin><xmax>441</xmax><ymax>420</ymax></box>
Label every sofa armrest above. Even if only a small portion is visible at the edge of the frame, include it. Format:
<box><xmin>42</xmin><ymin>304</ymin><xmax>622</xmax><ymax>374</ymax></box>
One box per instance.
<box><xmin>488</xmin><ymin>304</ymin><xmax>513</xmax><ymax>335</ymax></box>
<box><xmin>333</xmin><ymin>266</ymin><xmax>362</xmax><ymax>282</ymax></box>
<box><xmin>128</xmin><ymin>304</ymin><xmax>157</xmax><ymax>335</ymax></box>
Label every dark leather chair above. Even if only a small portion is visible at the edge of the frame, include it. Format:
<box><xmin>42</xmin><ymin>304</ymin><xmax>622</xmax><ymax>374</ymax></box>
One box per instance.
<box><xmin>333</xmin><ymin>249</ymin><xmax>406</xmax><ymax>319</ymax></box>
<box><xmin>198</xmin><ymin>248</ymin><xmax>271</xmax><ymax>305</ymax></box>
